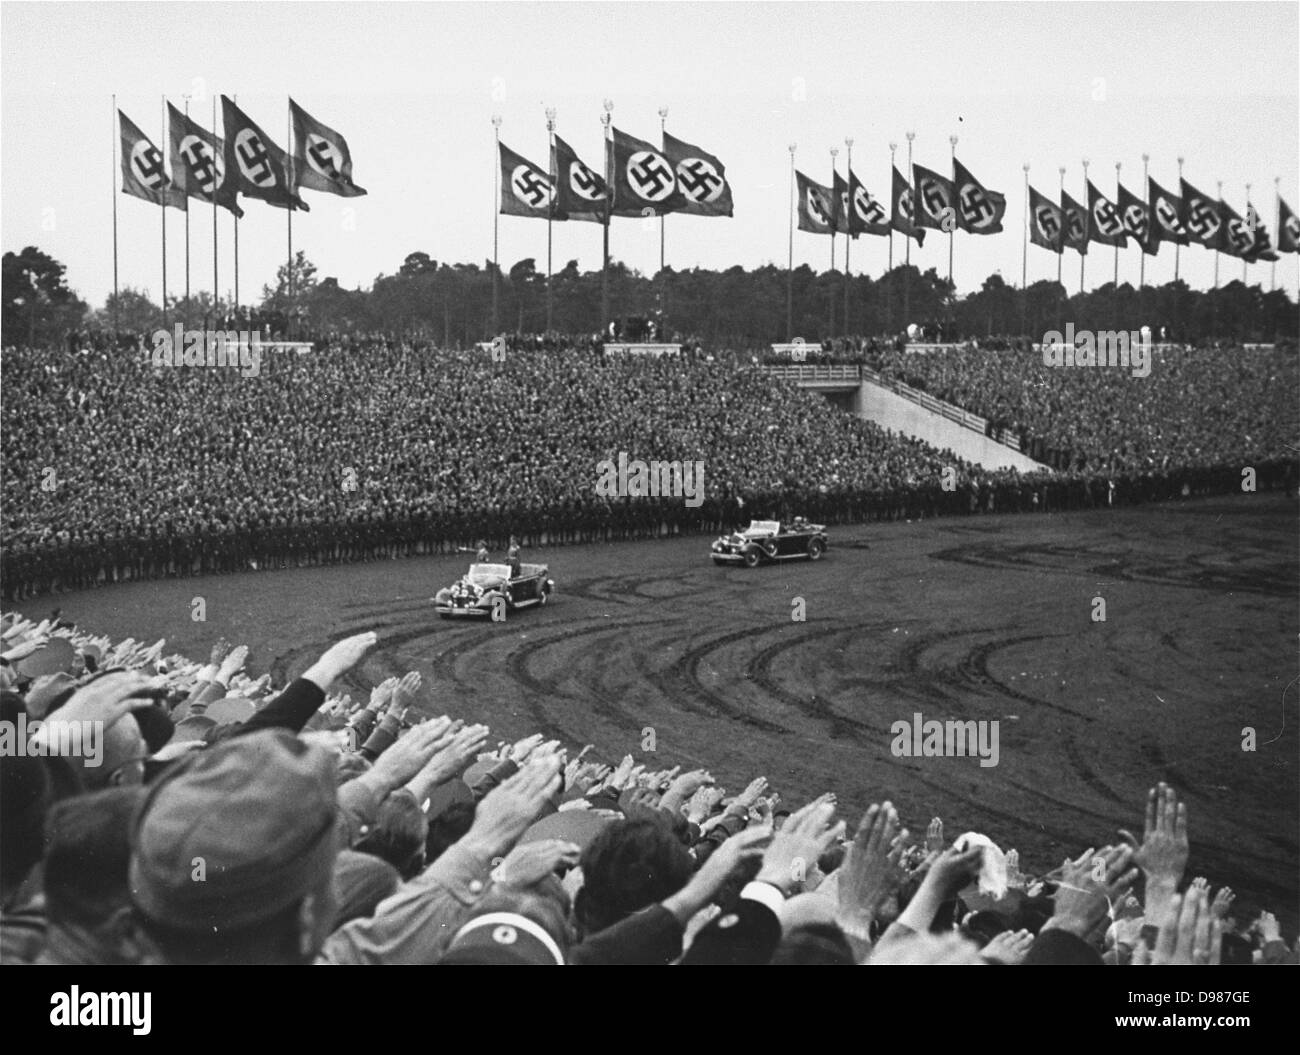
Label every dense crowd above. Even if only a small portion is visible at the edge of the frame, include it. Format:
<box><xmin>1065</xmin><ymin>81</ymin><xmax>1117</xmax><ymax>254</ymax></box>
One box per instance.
<box><xmin>864</xmin><ymin>342</ymin><xmax>1300</xmax><ymax>472</ymax></box>
<box><xmin>2</xmin><ymin>613</ymin><xmax>1293</xmax><ymax>966</ymax></box>
<box><xmin>4</xmin><ymin>337</ymin><xmax>1295</xmax><ymax>599</ymax></box>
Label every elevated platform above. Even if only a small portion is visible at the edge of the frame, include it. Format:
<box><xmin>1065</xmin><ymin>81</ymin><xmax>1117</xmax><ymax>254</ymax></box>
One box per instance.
<box><xmin>603</xmin><ymin>343</ymin><xmax>681</xmax><ymax>357</ymax></box>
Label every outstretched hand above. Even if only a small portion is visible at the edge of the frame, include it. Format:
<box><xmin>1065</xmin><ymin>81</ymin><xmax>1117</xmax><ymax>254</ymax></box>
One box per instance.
<box><xmin>838</xmin><ymin>802</ymin><xmax>907</xmax><ymax>934</ymax></box>
<box><xmin>755</xmin><ymin>798</ymin><xmax>844</xmax><ymax>896</ymax></box>
<box><xmin>1044</xmin><ymin>845</ymin><xmax>1138</xmax><ymax>941</ymax></box>
<box><xmin>1132</xmin><ymin>884</ymin><xmax>1222</xmax><ymax>966</ymax></box>
<box><xmin>303</xmin><ymin>631</ymin><xmax>378</xmax><ymax>693</ymax></box>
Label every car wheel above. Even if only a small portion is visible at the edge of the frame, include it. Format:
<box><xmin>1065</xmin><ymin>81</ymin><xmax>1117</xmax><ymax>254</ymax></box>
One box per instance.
<box><xmin>807</xmin><ymin>538</ymin><xmax>825</xmax><ymax>561</ymax></box>
<box><xmin>743</xmin><ymin>548</ymin><xmax>761</xmax><ymax>568</ymax></box>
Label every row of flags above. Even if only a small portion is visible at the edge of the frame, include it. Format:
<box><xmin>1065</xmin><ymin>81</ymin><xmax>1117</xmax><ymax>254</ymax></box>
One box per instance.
<box><xmin>796</xmin><ymin>157</ymin><xmax>1007</xmax><ymax>248</ymax></box>
<box><xmin>119</xmin><ymin>98</ymin><xmax>366</xmax><ymax>216</ymax></box>
<box><xmin>1028</xmin><ymin>176</ymin><xmax>1297</xmax><ymax>263</ymax></box>
<box><xmin>499</xmin><ymin>127</ymin><xmax>734</xmax><ymax>223</ymax></box>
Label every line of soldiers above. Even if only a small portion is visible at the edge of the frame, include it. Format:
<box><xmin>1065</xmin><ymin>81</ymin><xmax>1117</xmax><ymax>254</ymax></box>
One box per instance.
<box><xmin>2</xmin><ymin>459</ymin><xmax>1294</xmax><ymax>601</ymax></box>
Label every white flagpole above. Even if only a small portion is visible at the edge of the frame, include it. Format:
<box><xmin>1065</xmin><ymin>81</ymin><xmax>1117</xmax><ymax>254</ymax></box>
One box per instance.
<box><xmin>1113</xmin><ymin>161</ymin><xmax>1121</xmax><ymax>290</ymax></box>
<box><xmin>160</xmin><ymin>95</ymin><xmax>168</xmax><ymax>329</ymax></box>
<box><xmin>1140</xmin><ymin>154</ymin><xmax>1149</xmax><ymax>289</ymax></box>
<box><xmin>888</xmin><ymin>141</ymin><xmax>896</xmax><ymax>333</ymax></box>
<box><xmin>829</xmin><ymin>146</ymin><xmax>838</xmax><ymax>337</ymax></box>
<box><xmin>546</xmin><ymin>107</ymin><xmax>556</xmax><ymax>332</ymax></box>
<box><xmin>1175</xmin><ymin>157</ymin><xmax>1184</xmax><ymax>284</ymax></box>
<box><xmin>1081</xmin><ymin>158</ymin><xmax>1089</xmax><ymax>294</ymax></box>
<box><xmin>844</xmin><ymin>136</ymin><xmax>853</xmax><ymax>335</ymax></box>
<box><xmin>111</xmin><ymin>94</ymin><xmax>119</xmax><ymax>333</ymax></box>
<box><xmin>787</xmin><ymin>142</ymin><xmax>796</xmax><ymax>340</ymax></box>
<box><xmin>1021</xmin><ymin>161</ymin><xmax>1029</xmax><ymax>335</ymax></box>
<box><xmin>1244</xmin><ymin>182</ymin><xmax>1251</xmax><ymax>284</ymax></box>
<box><xmin>1214</xmin><ymin>179</ymin><xmax>1222</xmax><ymax>289</ymax></box>
<box><xmin>491</xmin><ymin>114</ymin><xmax>501</xmax><ymax>336</ymax></box>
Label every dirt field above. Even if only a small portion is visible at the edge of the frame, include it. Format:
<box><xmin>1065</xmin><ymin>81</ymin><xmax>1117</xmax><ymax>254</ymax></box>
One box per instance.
<box><xmin>27</xmin><ymin>493</ymin><xmax>1299</xmax><ymax>926</ymax></box>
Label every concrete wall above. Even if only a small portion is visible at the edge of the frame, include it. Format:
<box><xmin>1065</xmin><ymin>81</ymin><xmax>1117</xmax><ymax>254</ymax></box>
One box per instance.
<box><xmin>855</xmin><ymin>381</ymin><xmax>1049</xmax><ymax>472</ymax></box>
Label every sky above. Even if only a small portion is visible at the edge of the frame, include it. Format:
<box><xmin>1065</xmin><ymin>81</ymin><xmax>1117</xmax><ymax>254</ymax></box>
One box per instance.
<box><xmin>2</xmin><ymin>0</ymin><xmax>1298</xmax><ymax>311</ymax></box>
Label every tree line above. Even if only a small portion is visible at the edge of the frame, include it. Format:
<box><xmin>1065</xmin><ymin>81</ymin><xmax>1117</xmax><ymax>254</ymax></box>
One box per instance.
<box><xmin>4</xmin><ymin>244</ymin><xmax>1297</xmax><ymax>350</ymax></box>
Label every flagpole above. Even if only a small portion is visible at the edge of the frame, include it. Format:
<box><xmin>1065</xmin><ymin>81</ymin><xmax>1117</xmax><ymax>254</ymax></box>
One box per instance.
<box><xmin>658</xmin><ymin>106</ymin><xmax>669</xmax><ymax>338</ymax></box>
<box><xmin>1021</xmin><ymin>162</ymin><xmax>1029</xmax><ymax>335</ymax></box>
<box><xmin>1175</xmin><ymin>157</ymin><xmax>1184</xmax><ymax>284</ymax></box>
<box><xmin>601</xmin><ymin>99</ymin><xmax>613</xmax><ymax>334</ymax></box>
<box><xmin>111</xmin><ymin>94</ymin><xmax>119</xmax><ymax>334</ymax></box>
<box><xmin>829</xmin><ymin>146</ymin><xmax>838</xmax><ymax>338</ymax></box>
<box><xmin>947</xmin><ymin>135</ymin><xmax>957</xmax><ymax>297</ymax></box>
<box><xmin>1057</xmin><ymin>165</ymin><xmax>1065</xmax><ymax>332</ymax></box>
<box><xmin>212</xmin><ymin>95</ymin><xmax>219</xmax><ymax>322</ymax></box>
<box><xmin>491</xmin><ymin>114</ymin><xmax>502</xmax><ymax>337</ymax></box>
<box><xmin>787</xmin><ymin>142</ymin><xmax>796</xmax><ymax>340</ymax></box>
<box><xmin>1214</xmin><ymin>179</ymin><xmax>1222</xmax><ymax>289</ymax></box>
<box><xmin>287</xmin><ymin>106</ymin><xmax>294</xmax><ymax>336</ymax></box>
<box><xmin>1081</xmin><ymin>158</ymin><xmax>1089</xmax><ymax>295</ymax></box>
<box><xmin>844</xmin><ymin>137</ymin><xmax>853</xmax><ymax>336</ymax></box>
<box><xmin>888</xmin><ymin>141</ymin><xmax>896</xmax><ymax>334</ymax></box>
<box><xmin>658</xmin><ymin>107</ymin><xmax>668</xmax><ymax>274</ymax></box>
<box><xmin>1140</xmin><ymin>154</ymin><xmax>1149</xmax><ymax>290</ymax></box>
<box><xmin>904</xmin><ymin>131</ymin><xmax>914</xmax><ymax>327</ymax></box>
<box><xmin>1273</xmin><ymin>176</ymin><xmax>1280</xmax><ymax>292</ymax></box>
<box><xmin>161</xmin><ymin>95</ymin><xmax>168</xmax><ymax>329</ymax></box>
<box><xmin>545</xmin><ymin>107</ymin><xmax>556</xmax><ymax>333</ymax></box>
<box><xmin>1113</xmin><ymin>161</ymin><xmax>1121</xmax><ymax>291</ymax></box>
<box><xmin>232</xmin><ymin>94</ymin><xmax>240</xmax><ymax>321</ymax></box>
<box><xmin>1243</xmin><ymin>182</ymin><xmax>1251</xmax><ymax>284</ymax></box>
<box><xmin>183</xmin><ymin>97</ymin><xmax>191</xmax><ymax>311</ymax></box>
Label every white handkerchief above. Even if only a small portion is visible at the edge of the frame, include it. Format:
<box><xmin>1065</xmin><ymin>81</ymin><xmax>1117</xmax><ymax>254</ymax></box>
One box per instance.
<box><xmin>953</xmin><ymin>831</ymin><xmax>1008</xmax><ymax>901</ymax></box>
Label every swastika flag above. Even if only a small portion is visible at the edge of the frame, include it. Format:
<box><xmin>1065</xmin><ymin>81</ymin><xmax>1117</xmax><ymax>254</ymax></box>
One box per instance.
<box><xmin>610</xmin><ymin>127</ymin><xmax>683</xmax><ymax>217</ymax></box>
<box><xmin>847</xmin><ymin>169</ymin><xmax>890</xmax><ymax>237</ymax></box>
<box><xmin>1179</xmin><ymin>178</ymin><xmax>1221</xmax><ymax>249</ymax></box>
<box><xmin>1116</xmin><ymin>182</ymin><xmax>1155</xmax><ymax>255</ymax></box>
<box><xmin>167</xmin><ymin>103</ymin><xmax>243</xmax><ymax>218</ymax></box>
<box><xmin>290</xmin><ymin>100</ymin><xmax>366</xmax><ymax>198</ymax></box>
<box><xmin>1061</xmin><ymin>190</ymin><xmax>1088</xmax><ymax>255</ymax></box>
<box><xmin>831</xmin><ymin>170</ymin><xmax>852</xmax><ymax>235</ymax></box>
<box><xmin>119</xmin><ymin>111</ymin><xmax>186</xmax><ymax>211</ymax></box>
<box><xmin>661</xmin><ymin>131</ymin><xmax>733</xmax><ymax>217</ymax></box>
<box><xmin>1278</xmin><ymin>196</ymin><xmax>1300</xmax><ymax>254</ymax></box>
<box><xmin>1147</xmin><ymin>177</ymin><xmax>1187</xmax><ymax>248</ymax></box>
<box><xmin>221</xmin><ymin>96</ymin><xmax>308</xmax><ymax>211</ymax></box>
<box><xmin>1028</xmin><ymin>185</ymin><xmax>1063</xmax><ymax>253</ymax></box>
<box><xmin>890</xmin><ymin>166</ymin><xmax>925</xmax><ymax>245</ymax></box>
<box><xmin>953</xmin><ymin>158</ymin><xmax>1005</xmax><ymax>235</ymax></box>
<box><xmin>553</xmin><ymin>134</ymin><xmax>608</xmax><ymax>224</ymax></box>
<box><xmin>1086</xmin><ymin>181</ymin><xmax>1127</xmax><ymax>248</ymax></box>
<box><xmin>913</xmin><ymin>163</ymin><xmax>957</xmax><ymax>232</ymax></box>
<box><xmin>1216</xmin><ymin>198</ymin><xmax>1257</xmax><ymax>259</ymax></box>
<box><xmin>1244</xmin><ymin>203</ymin><xmax>1278</xmax><ymax>263</ymax></box>
<box><xmin>499</xmin><ymin>141</ymin><xmax>556</xmax><ymax>219</ymax></box>
<box><xmin>795</xmin><ymin>170</ymin><xmax>834</xmax><ymax>234</ymax></box>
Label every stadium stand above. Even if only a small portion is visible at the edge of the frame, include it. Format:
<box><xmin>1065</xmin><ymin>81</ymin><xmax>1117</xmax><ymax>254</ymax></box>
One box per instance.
<box><xmin>2</xmin><ymin>339</ymin><xmax>1294</xmax><ymax>599</ymax></box>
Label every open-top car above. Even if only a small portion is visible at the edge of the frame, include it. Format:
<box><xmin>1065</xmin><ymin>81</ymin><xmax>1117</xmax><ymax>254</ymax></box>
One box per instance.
<box><xmin>710</xmin><ymin>519</ymin><xmax>828</xmax><ymax>567</ymax></box>
<box><xmin>434</xmin><ymin>562</ymin><xmax>554</xmax><ymax>620</ymax></box>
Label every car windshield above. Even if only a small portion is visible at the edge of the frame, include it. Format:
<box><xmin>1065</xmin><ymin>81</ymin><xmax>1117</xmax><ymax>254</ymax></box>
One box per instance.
<box><xmin>742</xmin><ymin>520</ymin><xmax>779</xmax><ymax>537</ymax></box>
<box><xmin>466</xmin><ymin>563</ymin><xmax>511</xmax><ymax>584</ymax></box>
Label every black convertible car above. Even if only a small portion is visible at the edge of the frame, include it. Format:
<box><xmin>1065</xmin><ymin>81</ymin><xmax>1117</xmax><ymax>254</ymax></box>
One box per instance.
<box><xmin>434</xmin><ymin>562</ymin><xmax>554</xmax><ymax>620</ymax></box>
<box><xmin>710</xmin><ymin>519</ymin><xmax>828</xmax><ymax>567</ymax></box>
